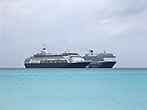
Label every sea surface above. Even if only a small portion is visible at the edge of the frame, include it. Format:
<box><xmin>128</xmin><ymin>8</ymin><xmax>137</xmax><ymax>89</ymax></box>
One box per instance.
<box><xmin>0</xmin><ymin>68</ymin><xmax>147</xmax><ymax>110</ymax></box>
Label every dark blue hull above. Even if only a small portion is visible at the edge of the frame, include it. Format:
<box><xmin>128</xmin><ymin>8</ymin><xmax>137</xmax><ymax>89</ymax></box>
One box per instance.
<box><xmin>87</xmin><ymin>61</ymin><xmax>116</xmax><ymax>68</ymax></box>
<box><xmin>25</xmin><ymin>62</ymin><xmax>90</xmax><ymax>68</ymax></box>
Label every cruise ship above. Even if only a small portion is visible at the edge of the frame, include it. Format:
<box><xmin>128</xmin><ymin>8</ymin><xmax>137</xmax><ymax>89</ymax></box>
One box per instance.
<box><xmin>24</xmin><ymin>48</ymin><xmax>91</xmax><ymax>68</ymax></box>
<box><xmin>83</xmin><ymin>50</ymin><xmax>116</xmax><ymax>68</ymax></box>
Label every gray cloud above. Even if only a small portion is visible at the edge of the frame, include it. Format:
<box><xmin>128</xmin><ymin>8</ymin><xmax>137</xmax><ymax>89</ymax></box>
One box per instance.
<box><xmin>1</xmin><ymin>0</ymin><xmax>147</xmax><ymax>68</ymax></box>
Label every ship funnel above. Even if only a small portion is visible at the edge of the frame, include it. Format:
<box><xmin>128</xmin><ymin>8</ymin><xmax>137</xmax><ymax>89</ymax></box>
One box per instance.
<box><xmin>41</xmin><ymin>47</ymin><xmax>48</xmax><ymax>55</ymax></box>
<box><xmin>89</xmin><ymin>50</ymin><xmax>94</xmax><ymax>55</ymax></box>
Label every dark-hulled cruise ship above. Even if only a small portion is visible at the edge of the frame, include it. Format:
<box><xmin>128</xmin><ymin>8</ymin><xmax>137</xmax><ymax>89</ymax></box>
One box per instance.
<box><xmin>24</xmin><ymin>48</ymin><xmax>91</xmax><ymax>68</ymax></box>
<box><xmin>83</xmin><ymin>50</ymin><xmax>116</xmax><ymax>68</ymax></box>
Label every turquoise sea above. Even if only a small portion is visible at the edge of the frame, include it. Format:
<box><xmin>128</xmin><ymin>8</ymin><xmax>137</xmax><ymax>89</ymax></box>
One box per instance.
<box><xmin>0</xmin><ymin>68</ymin><xmax>147</xmax><ymax>110</ymax></box>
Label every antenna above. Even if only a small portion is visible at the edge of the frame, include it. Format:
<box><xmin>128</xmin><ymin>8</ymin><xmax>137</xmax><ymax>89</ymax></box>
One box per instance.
<box><xmin>104</xmin><ymin>49</ymin><xmax>106</xmax><ymax>54</ymax></box>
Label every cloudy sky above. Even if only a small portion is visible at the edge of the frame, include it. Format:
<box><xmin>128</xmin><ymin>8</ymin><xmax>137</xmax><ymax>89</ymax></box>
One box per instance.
<box><xmin>0</xmin><ymin>0</ymin><xmax>147</xmax><ymax>68</ymax></box>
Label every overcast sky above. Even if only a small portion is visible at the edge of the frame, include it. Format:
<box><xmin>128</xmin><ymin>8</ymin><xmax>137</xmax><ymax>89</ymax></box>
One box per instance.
<box><xmin>0</xmin><ymin>0</ymin><xmax>147</xmax><ymax>68</ymax></box>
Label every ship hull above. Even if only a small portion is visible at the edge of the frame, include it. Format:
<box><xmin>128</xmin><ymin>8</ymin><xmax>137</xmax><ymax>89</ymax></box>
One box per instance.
<box><xmin>87</xmin><ymin>61</ymin><xmax>116</xmax><ymax>68</ymax></box>
<box><xmin>25</xmin><ymin>62</ymin><xmax>90</xmax><ymax>68</ymax></box>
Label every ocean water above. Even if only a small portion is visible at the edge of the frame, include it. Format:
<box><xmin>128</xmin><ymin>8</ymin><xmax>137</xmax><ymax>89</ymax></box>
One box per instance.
<box><xmin>0</xmin><ymin>68</ymin><xmax>147</xmax><ymax>110</ymax></box>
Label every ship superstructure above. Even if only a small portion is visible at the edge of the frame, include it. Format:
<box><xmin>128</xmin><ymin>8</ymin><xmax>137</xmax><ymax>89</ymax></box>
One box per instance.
<box><xmin>83</xmin><ymin>50</ymin><xmax>116</xmax><ymax>68</ymax></box>
<box><xmin>24</xmin><ymin>48</ymin><xmax>90</xmax><ymax>68</ymax></box>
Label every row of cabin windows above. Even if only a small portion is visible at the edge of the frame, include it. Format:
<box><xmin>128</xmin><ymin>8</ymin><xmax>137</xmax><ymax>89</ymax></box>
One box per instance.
<box><xmin>40</xmin><ymin>60</ymin><xmax>67</xmax><ymax>63</ymax></box>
